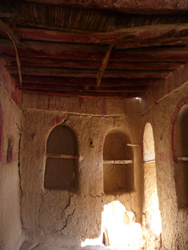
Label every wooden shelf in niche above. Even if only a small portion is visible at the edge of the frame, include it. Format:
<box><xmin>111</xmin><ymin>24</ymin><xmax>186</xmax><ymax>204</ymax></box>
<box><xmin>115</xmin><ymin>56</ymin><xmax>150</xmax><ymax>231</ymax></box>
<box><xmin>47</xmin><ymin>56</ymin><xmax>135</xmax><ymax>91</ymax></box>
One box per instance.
<box><xmin>177</xmin><ymin>156</ymin><xmax>188</xmax><ymax>161</ymax></box>
<box><xmin>103</xmin><ymin>160</ymin><xmax>133</xmax><ymax>165</ymax></box>
<box><xmin>47</xmin><ymin>153</ymin><xmax>78</xmax><ymax>160</ymax></box>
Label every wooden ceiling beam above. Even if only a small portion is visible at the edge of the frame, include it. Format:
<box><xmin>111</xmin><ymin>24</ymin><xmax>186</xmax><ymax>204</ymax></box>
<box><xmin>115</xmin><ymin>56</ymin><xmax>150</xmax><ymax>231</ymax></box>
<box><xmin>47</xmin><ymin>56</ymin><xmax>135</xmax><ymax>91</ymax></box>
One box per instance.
<box><xmin>17</xmin><ymin>27</ymin><xmax>103</xmax><ymax>44</ymax></box>
<box><xmin>7</xmin><ymin>66</ymin><xmax>170</xmax><ymax>79</ymax></box>
<box><xmin>3</xmin><ymin>56</ymin><xmax>101</xmax><ymax>69</ymax></box>
<box><xmin>16</xmin><ymin>24</ymin><xmax>188</xmax><ymax>49</ymax></box>
<box><xmin>110</xmin><ymin>47</ymin><xmax>188</xmax><ymax>62</ymax></box>
<box><xmin>21</xmin><ymin>89</ymin><xmax>142</xmax><ymax>98</ymax></box>
<box><xmin>12</xmin><ymin>75</ymin><xmax>162</xmax><ymax>87</ymax></box>
<box><xmin>21</xmin><ymin>83</ymin><xmax>147</xmax><ymax>92</ymax></box>
<box><xmin>0</xmin><ymin>12</ymin><xmax>16</xmax><ymax>18</ymax></box>
<box><xmin>24</xmin><ymin>0</ymin><xmax>188</xmax><ymax>14</ymax></box>
<box><xmin>0</xmin><ymin>39</ymin><xmax>106</xmax><ymax>61</ymax></box>
<box><xmin>3</xmin><ymin>55</ymin><xmax>183</xmax><ymax>70</ymax></box>
<box><xmin>2</xmin><ymin>38</ymin><xmax>188</xmax><ymax>62</ymax></box>
<box><xmin>117</xmin><ymin>37</ymin><xmax>188</xmax><ymax>49</ymax></box>
<box><xmin>114</xmin><ymin>24</ymin><xmax>188</xmax><ymax>48</ymax></box>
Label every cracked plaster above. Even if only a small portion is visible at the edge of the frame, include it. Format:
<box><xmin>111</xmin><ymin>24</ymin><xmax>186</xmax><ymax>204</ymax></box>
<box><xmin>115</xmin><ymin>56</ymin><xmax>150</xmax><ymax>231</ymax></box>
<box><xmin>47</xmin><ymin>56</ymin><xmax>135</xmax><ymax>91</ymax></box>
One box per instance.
<box><xmin>20</xmin><ymin>94</ymin><xmax>143</xmax><ymax>249</ymax></box>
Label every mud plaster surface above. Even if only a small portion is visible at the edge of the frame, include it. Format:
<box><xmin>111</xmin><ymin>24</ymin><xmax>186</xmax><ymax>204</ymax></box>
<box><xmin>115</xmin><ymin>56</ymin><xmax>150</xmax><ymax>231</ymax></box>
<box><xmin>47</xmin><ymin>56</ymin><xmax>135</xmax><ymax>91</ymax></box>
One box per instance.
<box><xmin>20</xmin><ymin>242</ymin><xmax>112</xmax><ymax>250</ymax></box>
<box><xmin>2</xmin><ymin>79</ymin><xmax>188</xmax><ymax>249</ymax></box>
<box><xmin>0</xmin><ymin>83</ymin><xmax>23</xmax><ymax>250</ymax></box>
<box><xmin>2</xmin><ymin>67</ymin><xmax>188</xmax><ymax>250</ymax></box>
<box><xmin>20</xmin><ymin>94</ymin><xmax>143</xmax><ymax>249</ymax></box>
<box><xmin>141</xmin><ymin>81</ymin><xmax>188</xmax><ymax>250</ymax></box>
<box><xmin>142</xmin><ymin>161</ymin><xmax>161</xmax><ymax>250</ymax></box>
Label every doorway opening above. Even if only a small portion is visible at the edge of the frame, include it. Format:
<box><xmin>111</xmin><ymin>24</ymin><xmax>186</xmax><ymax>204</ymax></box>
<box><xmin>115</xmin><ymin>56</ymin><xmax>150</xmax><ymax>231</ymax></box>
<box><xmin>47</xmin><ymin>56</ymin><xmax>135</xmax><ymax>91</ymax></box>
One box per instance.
<box><xmin>102</xmin><ymin>201</ymin><xmax>142</xmax><ymax>250</ymax></box>
<box><xmin>142</xmin><ymin>123</ymin><xmax>162</xmax><ymax>249</ymax></box>
<box><xmin>81</xmin><ymin>201</ymin><xmax>143</xmax><ymax>250</ymax></box>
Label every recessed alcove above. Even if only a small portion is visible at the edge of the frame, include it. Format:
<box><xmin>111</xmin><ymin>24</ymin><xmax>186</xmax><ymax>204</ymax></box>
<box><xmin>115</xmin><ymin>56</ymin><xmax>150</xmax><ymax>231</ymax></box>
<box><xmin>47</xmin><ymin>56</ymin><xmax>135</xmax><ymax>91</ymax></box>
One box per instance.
<box><xmin>143</xmin><ymin>123</ymin><xmax>161</xmax><ymax>249</ymax></box>
<box><xmin>103</xmin><ymin>130</ymin><xmax>134</xmax><ymax>194</ymax></box>
<box><xmin>44</xmin><ymin>125</ymin><xmax>78</xmax><ymax>190</ymax></box>
<box><xmin>173</xmin><ymin>105</ymin><xmax>188</xmax><ymax>209</ymax></box>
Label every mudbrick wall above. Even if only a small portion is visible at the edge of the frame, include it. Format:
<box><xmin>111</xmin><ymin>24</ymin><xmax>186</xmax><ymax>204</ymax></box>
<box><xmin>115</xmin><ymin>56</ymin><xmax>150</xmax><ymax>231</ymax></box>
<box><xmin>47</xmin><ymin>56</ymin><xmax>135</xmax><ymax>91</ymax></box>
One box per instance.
<box><xmin>141</xmin><ymin>80</ymin><xmax>188</xmax><ymax>250</ymax></box>
<box><xmin>19</xmin><ymin>94</ymin><xmax>143</xmax><ymax>249</ymax></box>
<box><xmin>2</xmin><ymin>62</ymin><xmax>188</xmax><ymax>249</ymax></box>
<box><xmin>0</xmin><ymin>72</ymin><xmax>23</xmax><ymax>249</ymax></box>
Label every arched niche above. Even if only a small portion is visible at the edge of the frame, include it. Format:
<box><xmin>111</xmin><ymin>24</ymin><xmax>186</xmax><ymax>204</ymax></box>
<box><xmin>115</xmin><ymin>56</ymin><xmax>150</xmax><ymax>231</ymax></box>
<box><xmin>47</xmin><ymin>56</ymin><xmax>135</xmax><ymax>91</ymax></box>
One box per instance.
<box><xmin>143</xmin><ymin>123</ymin><xmax>161</xmax><ymax>238</ymax></box>
<box><xmin>143</xmin><ymin>123</ymin><xmax>155</xmax><ymax>162</ymax></box>
<box><xmin>44</xmin><ymin>125</ymin><xmax>78</xmax><ymax>191</ymax></box>
<box><xmin>103</xmin><ymin>130</ymin><xmax>134</xmax><ymax>194</ymax></box>
<box><xmin>173</xmin><ymin>105</ymin><xmax>188</xmax><ymax>209</ymax></box>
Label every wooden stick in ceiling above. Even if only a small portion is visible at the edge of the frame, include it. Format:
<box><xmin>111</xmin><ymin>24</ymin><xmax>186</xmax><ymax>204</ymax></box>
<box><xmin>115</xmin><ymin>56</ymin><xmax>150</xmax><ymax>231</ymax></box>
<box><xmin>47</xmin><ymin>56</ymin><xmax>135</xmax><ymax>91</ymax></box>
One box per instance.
<box><xmin>96</xmin><ymin>41</ymin><xmax>115</xmax><ymax>88</ymax></box>
<box><xmin>0</xmin><ymin>20</ymin><xmax>22</xmax><ymax>88</ymax></box>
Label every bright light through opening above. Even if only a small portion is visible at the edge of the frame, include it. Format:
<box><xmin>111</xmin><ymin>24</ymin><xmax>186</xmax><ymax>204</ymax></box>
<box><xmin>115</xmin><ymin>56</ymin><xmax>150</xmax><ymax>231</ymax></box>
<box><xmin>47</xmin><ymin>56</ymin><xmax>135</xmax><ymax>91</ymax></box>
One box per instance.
<box><xmin>148</xmin><ymin>194</ymin><xmax>162</xmax><ymax>236</ymax></box>
<box><xmin>101</xmin><ymin>201</ymin><xmax>142</xmax><ymax>250</ymax></box>
<box><xmin>134</xmin><ymin>97</ymin><xmax>142</xmax><ymax>103</ymax></box>
<box><xmin>81</xmin><ymin>201</ymin><xmax>144</xmax><ymax>250</ymax></box>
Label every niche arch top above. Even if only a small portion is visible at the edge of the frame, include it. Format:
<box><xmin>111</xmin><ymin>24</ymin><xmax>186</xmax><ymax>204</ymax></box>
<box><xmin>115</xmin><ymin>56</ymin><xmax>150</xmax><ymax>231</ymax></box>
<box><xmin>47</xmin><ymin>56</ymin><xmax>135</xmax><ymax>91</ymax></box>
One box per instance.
<box><xmin>143</xmin><ymin>123</ymin><xmax>155</xmax><ymax>162</ymax></box>
<box><xmin>103</xmin><ymin>130</ymin><xmax>134</xmax><ymax>194</ymax></box>
<box><xmin>44</xmin><ymin>124</ymin><xmax>78</xmax><ymax>191</ymax></box>
<box><xmin>103</xmin><ymin>131</ymin><xmax>133</xmax><ymax>161</ymax></box>
<box><xmin>47</xmin><ymin>125</ymin><xmax>77</xmax><ymax>156</ymax></box>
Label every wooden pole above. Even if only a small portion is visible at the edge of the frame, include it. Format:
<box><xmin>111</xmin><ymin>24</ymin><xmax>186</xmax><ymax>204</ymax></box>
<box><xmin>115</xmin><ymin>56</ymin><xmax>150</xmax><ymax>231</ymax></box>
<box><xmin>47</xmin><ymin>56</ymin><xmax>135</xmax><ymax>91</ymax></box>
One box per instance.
<box><xmin>0</xmin><ymin>20</ymin><xmax>22</xmax><ymax>88</ymax></box>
